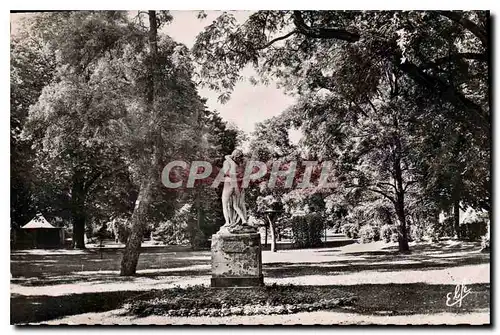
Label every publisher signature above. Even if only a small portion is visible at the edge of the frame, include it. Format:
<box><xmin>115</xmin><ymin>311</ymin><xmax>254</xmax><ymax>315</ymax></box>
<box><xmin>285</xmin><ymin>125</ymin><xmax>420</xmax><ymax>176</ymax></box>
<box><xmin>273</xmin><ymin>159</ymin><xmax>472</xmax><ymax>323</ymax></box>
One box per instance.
<box><xmin>446</xmin><ymin>282</ymin><xmax>472</xmax><ymax>307</ymax></box>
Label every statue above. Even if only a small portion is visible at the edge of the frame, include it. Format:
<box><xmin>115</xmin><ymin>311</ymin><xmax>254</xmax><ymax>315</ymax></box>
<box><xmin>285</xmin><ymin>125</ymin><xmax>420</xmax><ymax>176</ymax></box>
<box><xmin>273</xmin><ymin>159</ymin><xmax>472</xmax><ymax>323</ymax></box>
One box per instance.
<box><xmin>220</xmin><ymin>149</ymin><xmax>256</xmax><ymax>234</ymax></box>
<box><xmin>211</xmin><ymin>149</ymin><xmax>263</xmax><ymax>287</ymax></box>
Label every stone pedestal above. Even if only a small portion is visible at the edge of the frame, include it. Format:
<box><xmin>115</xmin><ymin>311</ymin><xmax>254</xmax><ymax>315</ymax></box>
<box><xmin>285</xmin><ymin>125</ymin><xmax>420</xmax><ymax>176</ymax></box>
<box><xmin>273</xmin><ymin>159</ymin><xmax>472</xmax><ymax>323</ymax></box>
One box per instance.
<box><xmin>211</xmin><ymin>232</ymin><xmax>263</xmax><ymax>287</ymax></box>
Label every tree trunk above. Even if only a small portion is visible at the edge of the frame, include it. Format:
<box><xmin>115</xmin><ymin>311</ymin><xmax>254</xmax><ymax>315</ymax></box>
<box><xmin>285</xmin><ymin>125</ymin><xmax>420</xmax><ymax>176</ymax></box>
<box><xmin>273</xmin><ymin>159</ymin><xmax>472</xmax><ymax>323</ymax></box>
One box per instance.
<box><xmin>267</xmin><ymin>215</ymin><xmax>278</xmax><ymax>252</ymax></box>
<box><xmin>120</xmin><ymin>10</ymin><xmax>159</xmax><ymax>276</ymax></box>
<box><xmin>453</xmin><ymin>199</ymin><xmax>461</xmax><ymax>239</ymax></box>
<box><xmin>146</xmin><ymin>10</ymin><xmax>158</xmax><ymax>103</ymax></box>
<box><xmin>120</xmin><ymin>178</ymin><xmax>153</xmax><ymax>275</ymax></box>
<box><xmin>72</xmin><ymin>213</ymin><xmax>86</xmax><ymax>249</ymax></box>
<box><xmin>487</xmin><ymin>207</ymin><xmax>491</xmax><ymax>238</ymax></box>
<box><xmin>71</xmin><ymin>174</ymin><xmax>86</xmax><ymax>249</ymax></box>
<box><xmin>189</xmin><ymin>190</ymin><xmax>205</xmax><ymax>250</ymax></box>
<box><xmin>392</xmin><ymin>123</ymin><xmax>410</xmax><ymax>253</ymax></box>
<box><xmin>264</xmin><ymin>225</ymin><xmax>268</xmax><ymax>247</ymax></box>
<box><xmin>395</xmin><ymin>198</ymin><xmax>410</xmax><ymax>253</ymax></box>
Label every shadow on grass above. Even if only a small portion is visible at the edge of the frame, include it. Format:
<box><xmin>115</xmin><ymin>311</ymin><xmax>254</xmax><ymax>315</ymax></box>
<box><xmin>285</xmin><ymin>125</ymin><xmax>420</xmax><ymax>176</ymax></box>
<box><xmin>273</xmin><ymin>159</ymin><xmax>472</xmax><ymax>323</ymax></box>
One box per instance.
<box><xmin>11</xmin><ymin>241</ymin><xmax>489</xmax><ymax>288</ymax></box>
<box><xmin>11</xmin><ymin>250</ymin><xmax>211</xmax><ymax>278</ymax></box>
<box><xmin>381</xmin><ymin>240</ymin><xmax>480</xmax><ymax>252</ymax></box>
<box><xmin>263</xmin><ymin>245</ymin><xmax>489</xmax><ymax>279</ymax></box>
<box><xmin>11</xmin><ymin>290</ymin><xmax>150</xmax><ymax>325</ymax></box>
<box><xmin>334</xmin><ymin>283</ymin><xmax>489</xmax><ymax>316</ymax></box>
<box><xmin>11</xmin><ymin>282</ymin><xmax>490</xmax><ymax>324</ymax></box>
<box><xmin>12</xmin><ymin>269</ymin><xmax>211</xmax><ymax>287</ymax></box>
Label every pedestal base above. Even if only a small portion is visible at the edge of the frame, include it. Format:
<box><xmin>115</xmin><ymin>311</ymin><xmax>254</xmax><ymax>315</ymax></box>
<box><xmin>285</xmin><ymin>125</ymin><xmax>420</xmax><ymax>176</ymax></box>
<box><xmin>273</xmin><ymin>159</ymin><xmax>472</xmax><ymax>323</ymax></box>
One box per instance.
<box><xmin>211</xmin><ymin>275</ymin><xmax>264</xmax><ymax>287</ymax></box>
<box><xmin>210</xmin><ymin>232</ymin><xmax>263</xmax><ymax>288</ymax></box>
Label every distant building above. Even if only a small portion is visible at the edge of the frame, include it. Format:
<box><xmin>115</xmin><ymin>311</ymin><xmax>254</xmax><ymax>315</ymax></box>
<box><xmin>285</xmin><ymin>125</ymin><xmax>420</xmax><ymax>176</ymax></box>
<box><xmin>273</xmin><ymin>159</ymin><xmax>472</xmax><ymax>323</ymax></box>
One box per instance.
<box><xmin>17</xmin><ymin>214</ymin><xmax>65</xmax><ymax>249</ymax></box>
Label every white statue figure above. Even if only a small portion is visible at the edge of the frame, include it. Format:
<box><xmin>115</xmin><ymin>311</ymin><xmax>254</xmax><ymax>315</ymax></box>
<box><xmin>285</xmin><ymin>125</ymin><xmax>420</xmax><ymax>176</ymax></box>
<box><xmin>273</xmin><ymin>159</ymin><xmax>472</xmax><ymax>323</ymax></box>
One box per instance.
<box><xmin>220</xmin><ymin>149</ymin><xmax>256</xmax><ymax>234</ymax></box>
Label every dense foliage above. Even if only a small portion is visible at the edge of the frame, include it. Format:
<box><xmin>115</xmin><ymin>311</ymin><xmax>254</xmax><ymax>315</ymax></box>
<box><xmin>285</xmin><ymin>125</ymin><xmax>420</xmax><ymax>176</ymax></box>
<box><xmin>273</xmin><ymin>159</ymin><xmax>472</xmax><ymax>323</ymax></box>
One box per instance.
<box><xmin>11</xmin><ymin>11</ymin><xmax>241</xmax><ymax>272</ymax></box>
<box><xmin>193</xmin><ymin>10</ymin><xmax>490</xmax><ymax>252</ymax></box>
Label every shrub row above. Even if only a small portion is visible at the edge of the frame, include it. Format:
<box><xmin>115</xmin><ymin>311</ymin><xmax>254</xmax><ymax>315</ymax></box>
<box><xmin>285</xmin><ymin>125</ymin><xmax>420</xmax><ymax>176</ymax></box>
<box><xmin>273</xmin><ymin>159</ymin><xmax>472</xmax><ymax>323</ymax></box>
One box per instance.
<box><xmin>290</xmin><ymin>213</ymin><xmax>324</xmax><ymax>248</ymax></box>
<box><xmin>351</xmin><ymin>221</ymin><xmax>488</xmax><ymax>244</ymax></box>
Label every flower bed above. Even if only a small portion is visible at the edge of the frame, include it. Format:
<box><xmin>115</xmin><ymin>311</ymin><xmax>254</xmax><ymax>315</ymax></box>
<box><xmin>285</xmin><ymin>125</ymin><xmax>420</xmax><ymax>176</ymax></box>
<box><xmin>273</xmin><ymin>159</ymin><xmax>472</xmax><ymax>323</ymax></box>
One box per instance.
<box><xmin>125</xmin><ymin>284</ymin><xmax>356</xmax><ymax>317</ymax></box>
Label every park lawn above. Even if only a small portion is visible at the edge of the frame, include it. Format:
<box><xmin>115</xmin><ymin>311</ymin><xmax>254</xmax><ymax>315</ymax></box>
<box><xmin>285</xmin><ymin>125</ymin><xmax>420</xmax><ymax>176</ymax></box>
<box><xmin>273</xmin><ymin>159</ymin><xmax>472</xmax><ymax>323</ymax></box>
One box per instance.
<box><xmin>10</xmin><ymin>239</ymin><xmax>490</xmax><ymax>325</ymax></box>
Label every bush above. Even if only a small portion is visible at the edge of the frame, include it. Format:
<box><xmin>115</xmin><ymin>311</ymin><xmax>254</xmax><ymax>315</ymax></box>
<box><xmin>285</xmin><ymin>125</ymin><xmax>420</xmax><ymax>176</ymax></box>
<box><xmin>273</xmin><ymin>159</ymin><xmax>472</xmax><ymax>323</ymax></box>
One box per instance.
<box><xmin>153</xmin><ymin>219</ymin><xmax>189</xmax><ymax>245</ymax></box>
<box><xmin>390</xmin><ymin>232</ymin><xmax>399</xmax><ymax>243</ymax></box>
<box><xmin>461</xmin><ymin>221</ymin><xmax>488</xmax><ymax>241</ymax></box>
<box><xmin>187</xmin><ymin>224</ymin><xmax>208</xmax><ymax>250</ymax></box>
<box><xmin>291</xmin><ymin>213</ymin><xmax>324</xmax><ymax>248</ymax></box>
<box><xmin>481</xmin><ymin>233</ymin><xmax>490</xmax><ymax>252</ymax></box>
<box><xmin>380</xmin><ymin>224</ymin><xmax>398</xmax><ymax>243</ymax></box>
<box><xmin>341</xmin><ymin>223</ymin><xmax>359</xmax><ymax>239</ymax></box>
<box><xmin>426</xmin><ymin>230</ymin><xmax>440</xmax><ymax>242</ymax></box>
<box><xmin>436</xmin><ymin>216</ymin><xmax>454</xmax><ymax>238</ymax></box>
<box><xmin>359</xmin><ymin>225</ymin><xmax>379</xmax><ymax>243</ymax></box>
<box><xmin>380</xmin><ymin>224</ymin><xmax>390</xmax><ymax>243</ymax></box>
<box><xmin>410</xmin><ymin>224</ymin><xmax>425</xmax><ymax>242</ymax></box>
<box><xmin>110</xmin><ymin>218</ymin><xmax>131</xmax><ymax>243</ymax></box>
<box><xmin>91</xmin><ymin>222</ymin><xmax>113</xmax><ymax>241</ymax></box>
<box><xmin>425</xmin><ymin>221</ymin><xmax>443</xmax><ymax>242</ymax></box>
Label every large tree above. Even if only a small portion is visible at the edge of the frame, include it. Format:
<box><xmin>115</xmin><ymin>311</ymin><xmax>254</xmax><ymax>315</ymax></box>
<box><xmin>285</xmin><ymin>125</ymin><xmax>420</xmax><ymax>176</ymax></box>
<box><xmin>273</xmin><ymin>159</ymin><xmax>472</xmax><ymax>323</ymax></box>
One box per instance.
<box><xmin>247</xmin><ymin>115</ymin><xmax>301</xmax><ymax>251</ymax></box>
<box><xmin>20</xmin><ymin>12</ymin><xmax>137</xmax><ymax>248</ymax></box>
<box><xmin>118</xmin><ymin>10</ymin><xmax>205</xmax><ymax>275</ymax></box>
<box><xmin>19</xmin><ymin>11</ymin><xmax>206</xmax><ymax>263</ymax></box>
<box><xmin>11</xmin><ymin>23</ymin><xmax>56</xmax><ymax>228</ymax></box>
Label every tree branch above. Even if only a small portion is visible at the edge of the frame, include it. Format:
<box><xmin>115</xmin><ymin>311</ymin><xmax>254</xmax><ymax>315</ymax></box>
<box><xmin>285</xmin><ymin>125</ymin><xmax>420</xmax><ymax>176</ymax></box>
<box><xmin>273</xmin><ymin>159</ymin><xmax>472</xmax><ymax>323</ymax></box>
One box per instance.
<box><xmin>83</xmin><ymin>171</ymin><xmax>103</xmax><ymax>193</ymax></box>
<box><xmin>376</xmin><ymin>182</ymin><xmax>398</xmax><ymax>192</ymax></box>
<box><xmin>351</xmin><ymin>100</ymin><xmax>369</xmax><ymax>118</ymax></box>
<box><xmin>366</xmin><ymin>97</ymin><xmax>378</xmax><ymax>114</ymax></box>
<box><xmin>85</xmin><ymin>164</ymin><xmax>128</xmax><ymax>194</ymax></box>
<box><xmin>438</xmin><ymin>11</ymin><xmax>488</xmax><ymax>47</ymax></box>
<box><xmin>397</xmin><ymin>58</ymin><xmax>489</xmax><ymax>131</ymax></box>
<box><xmin>420</xmin><ymin>52</ymin><xmax>487</xmax><ymax>69</ymax></box>
<box><xmin>232</xmin><ymin>11</ymin><xmax>488</xmax><ymax>135</ymax></box>
<box><xmin>258</xmin><ymin>30</ymin><xmax>298</xmax><ymax>50</ymax></box>
<box><xmin>367</xmin><ymin>187</ymin><xmax>396</xmax><ymax>204</ymax></box>
<box><xmin>292</xmin><ymin>11</ymin><xmax>360</xmax><ymax>42</ymax></box>
<box><xmin>345</xmin><ymin>182</ymin><xmax>396</xmax><ymax>204</ymax></box>
<box><xmin>403</xmin><ymin>180</ymin><xmax>418</xmax><ymax>192</ymax></box>
<box><xmin>288</xmin><ymin>11</ymin><xmax>487</xmax><ymax>131</ymax></box>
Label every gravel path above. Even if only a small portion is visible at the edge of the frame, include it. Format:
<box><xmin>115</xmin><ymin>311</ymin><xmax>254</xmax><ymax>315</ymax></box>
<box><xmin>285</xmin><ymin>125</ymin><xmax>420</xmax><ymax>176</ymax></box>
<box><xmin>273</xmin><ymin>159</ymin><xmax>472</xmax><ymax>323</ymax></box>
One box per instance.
<box><xmin>10</xmin><ymin>262</ymin><xmax>489</xmax><ymax>296</ymax></box>
<box><xmin>11</xmin><ymin>240</ymin><xmax>489</xmax><ymax>296</ymax></box>
<box><xmin>36</xmin><ymin>308</ymin><xmax>490</xmax><ymax>325</ymax></box>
